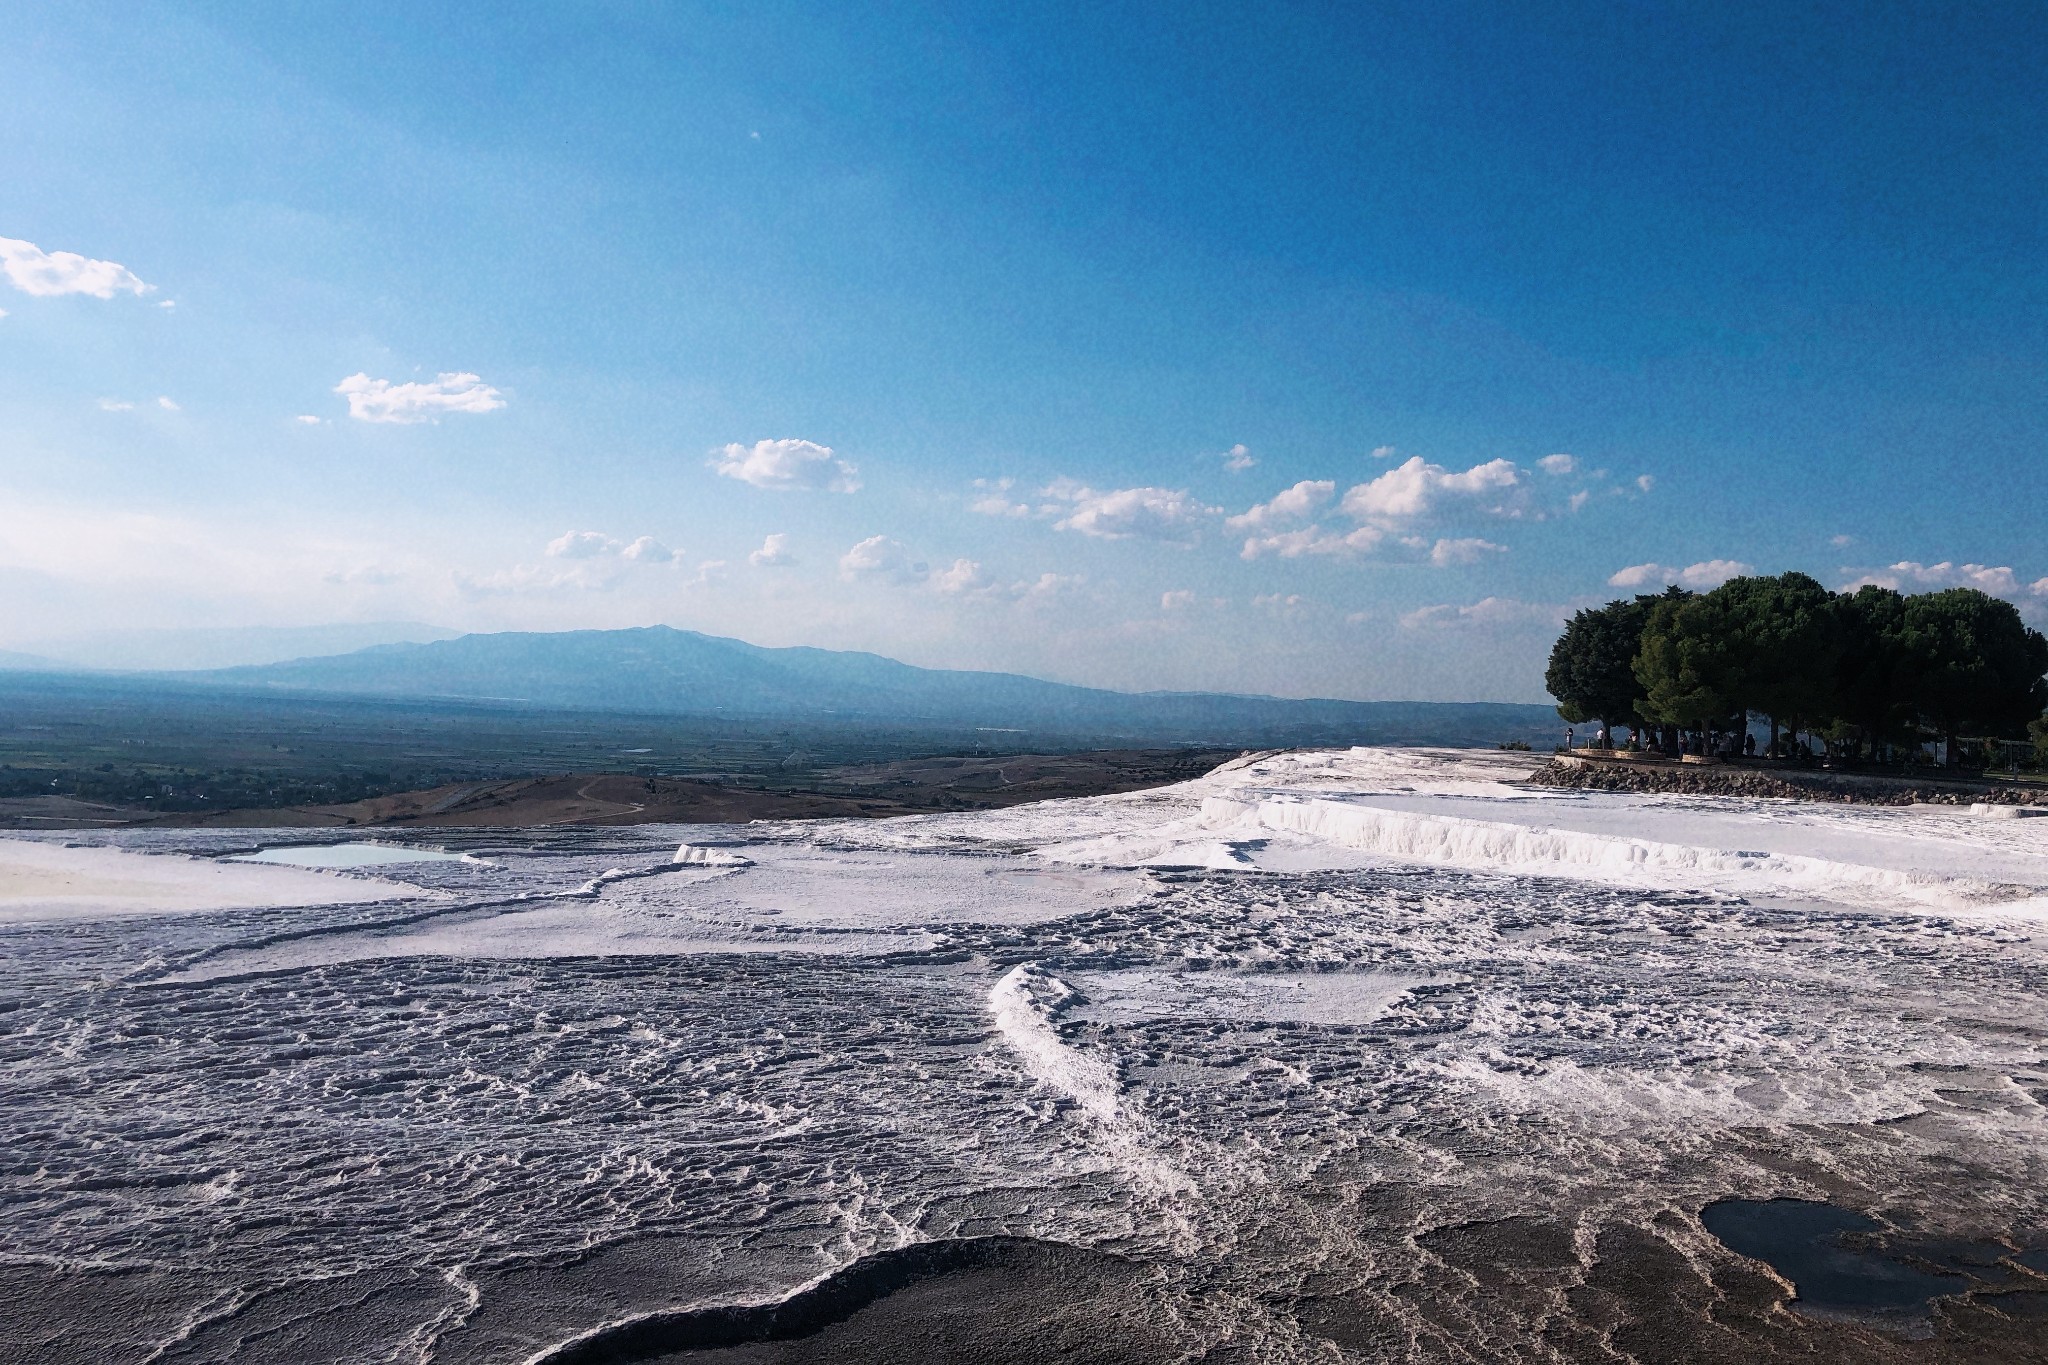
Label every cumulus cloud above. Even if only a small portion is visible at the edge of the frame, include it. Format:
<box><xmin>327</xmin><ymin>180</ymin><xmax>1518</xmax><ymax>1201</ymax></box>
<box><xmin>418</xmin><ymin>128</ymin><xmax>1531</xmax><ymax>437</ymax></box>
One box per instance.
<box><xmin>0</xmin><ymin>236</ymin><xmax>151</xmax><ymax>298</ymax></box>
<box><xmin>621</xmin><ymin>536</ymin><xmax>674</xmax><ymax>563</ymax></box>
<box><xmin>1239</xmin><ymin>525</ymin><xmax>1385</xmax><ymax>560</ymax></box>
<box><xmin>156</xmin><ymin>396</ymin><xmax>180</xmax><ymax>412</ymax></box>
<box><xmin>969</xmin><ymin>477</ymin><xmax>1034</xmax><ymax>518</ymax></box>
<box><xmin>1340</xmin><ymin>456</ymin><xmax>1521</xmax><ymax>523</ymax></box>
<box><xmin>1370</xmin><ymin>445</ymin><xmax>1398</xmax><ymax>460</ymax></box>
<box><xmin>1225</xmin><ymin>480</ymin><xmax>1335</xmax><ymax>531</ymax></box>
<box><xmin>839</xmin><ymin>535</ymin><xmax>926</xmax><ymax>583</ymax></box>
<box><xmin>748</xmin><ymin>532</ymin><xmax>794</xmax><ymax>567</ymax></box>
<box><xmin>1044</xmin><ymin>480</ymin><xmax>1218</xmax><ymax>541</ymax></box>
<box><xmin>335</xmin><ymin>372</ymin><xmax>505</xmax><ymax>423</ymax></box>
<box><xmin>544</xmin><ymin>530</ymin><xmax>675</xmax><ymax>564</ymax></box>
<box><xmin>931</xmin><ymin>558</ymin><xmax>993</xmax><ymax>595</ymax></box>
<box><xmin>1608</xmin><ymin>559</ymin><xmax>1752</xmax><ymax>590</ymax></box>
<box><xmin>1400</xmin><ymin>596</ymin><xmax>1566</xmax><ymax>630</ymax></box>
<box><xmin>711</xmin><ymin>438</ymin><xmax>859</xmax><ymax>493</ymax></box>
<box><xmin>546</xmin><ymin>530</ymin><xmax>620</xmax><ymax>559</ymax></box>
<box><xmin>1635</xmin><ymin>474</ymin><xmax>1655</xmax><ymax>493</ymax></box>
<box><xmin>1537</xmin><ymin>453</ymin><xmax>1577</xmax><ymax>475</ymax></box>
<box><xmin>928</xmin><ymin>557</ymin><xmax>1081</xmax><ymax>602</ymax></box>
<box><xmin>1222</xmin><ymin>443</ymin><xmax>1256</xmax><ymax>472</ymax></box>
<box><xmin>1428</xmin><ymin>537</ymin><xmax>1507</xmax><ymax>567</ymax></box>
<box><xmin>1843</xmin><ymin>560</ymin><xmax>2044</xmax><ymax>597</ymax></box>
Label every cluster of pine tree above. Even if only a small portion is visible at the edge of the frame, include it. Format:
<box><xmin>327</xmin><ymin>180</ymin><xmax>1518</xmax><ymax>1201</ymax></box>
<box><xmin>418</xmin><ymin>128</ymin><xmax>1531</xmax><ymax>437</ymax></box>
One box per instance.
<box><xmin>1544</xmin><ymin>572</ymin><xmax>2048</xmax><ymax>768</ymax></box>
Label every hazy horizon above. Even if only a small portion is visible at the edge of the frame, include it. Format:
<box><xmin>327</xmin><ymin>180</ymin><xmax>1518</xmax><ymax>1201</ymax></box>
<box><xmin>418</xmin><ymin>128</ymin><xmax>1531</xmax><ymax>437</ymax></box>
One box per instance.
<box><xmin>5</xmin><ymin>4</ymin><xmax>2045</xmax><ymax>703</ymax></box>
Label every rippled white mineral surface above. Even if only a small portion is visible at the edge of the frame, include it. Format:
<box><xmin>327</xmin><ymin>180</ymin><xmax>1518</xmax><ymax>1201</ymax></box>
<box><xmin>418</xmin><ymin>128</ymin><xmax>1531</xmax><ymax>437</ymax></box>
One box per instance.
<box><xmin>3</xmin><ymin>747</ymin><xmax>2046</xmax><ymax>1362</ymax></box>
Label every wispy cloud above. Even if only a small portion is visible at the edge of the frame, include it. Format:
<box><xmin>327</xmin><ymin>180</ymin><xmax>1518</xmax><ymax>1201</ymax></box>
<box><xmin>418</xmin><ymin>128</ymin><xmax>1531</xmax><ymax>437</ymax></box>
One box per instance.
<box><xmin>1401</xmin><ymin>596</ymin><xmax>1567</xmax><ymax>630</ymax></box>
<box><xmin>335</xmin><ymin>372</ymin><xmax>505</xmax><ymax>423</ymax></box>
<box><xmin>969</xmin><ymin>477</ymin><xmax>1034</xmax><ymax>518</ymax></box>
<box><xmin>1239</xmin><ymin>525</ymin><xmax>1385</xmax><ymax>560</ymax></box>
<box><xmin>1044</xmin><ymin>480</ymin><xmax>1218</xmax><ymax>541</ymax></box>
<box><xmin>1537</xmin><ymin>453</ymin><xmax>1577</xmax><ymax>475</ymax></box>
<box><xmin>0</xmin><ymin>236</ymin><xmax>151</xmax><ymax>298</ymax></box>
<box><xmin>1222</xmin><ymin>443</ymin><xmax>1256</xmax><ymax>472</ymax></box>
<box><xmin>711</xmin><ymin>438</ymin><xmax>860</xmax><ymax>493</ymax></box>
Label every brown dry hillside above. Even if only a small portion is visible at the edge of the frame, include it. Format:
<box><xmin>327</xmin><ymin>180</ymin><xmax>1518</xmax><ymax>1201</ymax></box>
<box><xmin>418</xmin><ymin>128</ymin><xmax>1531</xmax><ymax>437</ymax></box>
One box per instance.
<box><xmin>117</xmin><ymin>749</ymin><xmax>1240</xmax><ymax>829</ymax></box>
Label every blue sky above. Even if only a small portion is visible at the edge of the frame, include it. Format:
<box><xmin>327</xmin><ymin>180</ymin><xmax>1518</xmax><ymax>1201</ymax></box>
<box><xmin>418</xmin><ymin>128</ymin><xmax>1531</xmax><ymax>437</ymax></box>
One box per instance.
<box><xmin>3</xmin><ymin>1</ymin><xmax>2044</xmax><ymax>700</ymax></box>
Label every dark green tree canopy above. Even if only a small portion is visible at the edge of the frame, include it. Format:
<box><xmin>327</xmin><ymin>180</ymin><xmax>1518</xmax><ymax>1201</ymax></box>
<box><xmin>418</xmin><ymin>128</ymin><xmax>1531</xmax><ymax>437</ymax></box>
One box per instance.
<box><xmin>1898</xmin><ymin>589</ymin><xmax>2048</xmax><ymax>743</ymax></box>
<box><xmin>1545</xmin><ymin>593</ymin><xmax>1669</xmax><ymax>728</ymax></box>
<box><xmin>1833</xmin><ymin>585</ymin><xmax>1912</xmax><ymax>747</ymax></box>
<box><xmin>1546</xmin><ymin>574</ymin><xmax>2048</xmax><ymax>768</ymax></box>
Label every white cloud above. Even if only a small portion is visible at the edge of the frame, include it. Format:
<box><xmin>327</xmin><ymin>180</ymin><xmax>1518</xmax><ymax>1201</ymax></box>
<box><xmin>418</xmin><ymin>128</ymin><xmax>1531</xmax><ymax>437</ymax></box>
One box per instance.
<box><xmin>839</xmin><ymin>535</ymin><xmax>926</xmax><ymax>584</ymax></box>
<box><xmin>930</xmin><ymin>557</ymin><xmax>1080</xmax><ymax>602</ymax></box>
<box><xmin>323</xmin><ymin>564</ymin><xmax>404</xmax><ymax>587</ymax></box>
<box><xmin>1370</xmin><ymin>445</ymin><xmax>1398</xmax><ymax>460</ymax></box>
<box><xmin>1567</xmin><ymin>490</ymin><xmax>1591</xmax><ymax>513</ymax></box>
<box><xmin>1044</xmin><ymin>480</ymin><xmax>1218</xmax><ymax>541</ymax></box>
<box><xmin>968</xmin><ymin>477</ymin><xmax>1033</xmax><ymax>518</ymax></box>
<box><xmin>1225</xmin><ymin>479</ymin><xmax>1335</xmax><ymax>530</ymax></box>
<box><xmin>1635</xmin><ymin>474</ymin><xmax>1655</xmax><ymax>493</ymax></box>
<box><xmin>1012</xmin><ymin>571</ymin><xmax>1084</xmax><ymax>601</ymax></box>
<box><xmin>748</xmin><ymin>532</ymin><xmax>794</xmax><ymax>567</ymax></box>
<box><xmin>1239</xmin><ymin>525</ymin><xmax>1385</xmax><ymax>560</ymax></box>
<box><xmin>1222</xmin><ymin>443</ymin><xmax>1256</xmax><ymax>472</ymax></box>
<box><xmin>1831</xmin><ymin>534</ymin><xmax>1855</xmax><ymax>547</ymax></box>
<box><xmin>620</xmin><ymin>536</ymin><xmax>674</xmax><ymax>563</ymax></box>
<box><xmin>1160</xmin><ymin>589</ymin><xmax>1196</xmax><ymax>610</ymax></box>
<box><xmin>96</xmin><ymin>398</ymin><xmax>135</xmax><ymax>412</ymax></box>
<box><xmin>1252</xmin><ymin>592</ymin><xmax>1307</xmax><ymax>619</ymax></box>
<box><xmin>1428</xmin><ymin>537</ymin><xmax>1507</xmax><ymax>567</ymax></box>
<box><xmin>1340</xmin><ymin>456</ymin><xmax>1521</xmax><ymax>523</ymax></box>
<box><xmin>1844</xmin><ymin>560</ymin><xmax>2038</xmax><ymax>596</ymax></box>
<box><xmin>547</xmin><ymin>530</ymin><xmax>620</xmax><ymax>559</ymax></box>
<box><xmin>711</xmin><ymin>438</ymin><xmax>860</xmax><ymax>493</ymax></box>
<box><xmin>1400</xmin><ymin>596</ymin><xmax>1565</xmax><ymax>630</ymax></box>
<box><xmin>294</xmin><ymin>415</ymin><xmax>323</xmax><ymax>425</ymax></box>
<box><xmin>156</xmin><ymin>396</ymin><xmax>179</xmax><ymax>412</ymax></box>
<box><xmin>932</xmin><ymin>558</ymin><xmax>993</xmax><ymax>595</ymax></box>
<box><xmin>0</xmin><ymin>236</ymin><xmax>151</xmax><ymax>298</ymax></box>
<box><xmin>335</xmin><ymin>371</ymin><xmax>505</xmax><ymax>423</ymax></box>
<box><xmin>1537</xmin><ymin>453</ymin><xmax>1577</xmax><ymax>475</ymax></box>
<box><xmin>543</xmin><ymin>531</ymin><xmax>674</xmax><ymax>565</ymax></box>
<box><xmin>1608</xmin><ymin>559</ymin><xmax>1752</xmax><ymax>590</ymax></box>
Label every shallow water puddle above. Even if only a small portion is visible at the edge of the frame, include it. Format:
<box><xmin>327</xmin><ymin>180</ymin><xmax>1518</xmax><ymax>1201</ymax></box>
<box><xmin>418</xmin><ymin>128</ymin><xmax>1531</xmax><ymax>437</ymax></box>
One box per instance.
<box><xmin>1702</xmin><ymin>1198</ymin><xmax>2012</xmax><ymax>1321</ymax></box>
<box><xmin>225</xmin><ymin>843</ymin><xmax>473</xmax><ymax>869</ymax></box>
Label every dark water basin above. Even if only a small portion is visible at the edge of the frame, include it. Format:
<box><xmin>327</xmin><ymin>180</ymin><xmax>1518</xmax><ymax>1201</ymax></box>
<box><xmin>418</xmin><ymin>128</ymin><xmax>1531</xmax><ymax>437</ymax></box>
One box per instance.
<box><xmin>1702</xmin><ymin>1198</ymin><xmax>2017</xmax><ymax>1320</ymax></box>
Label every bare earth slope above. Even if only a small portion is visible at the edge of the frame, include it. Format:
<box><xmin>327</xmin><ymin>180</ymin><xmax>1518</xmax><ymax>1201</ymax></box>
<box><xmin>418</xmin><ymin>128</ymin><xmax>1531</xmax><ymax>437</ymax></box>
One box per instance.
<box><xmin>133</xmin><ymin>749</ymin><xmax>1242</xmax><ymax>829</ymax></box>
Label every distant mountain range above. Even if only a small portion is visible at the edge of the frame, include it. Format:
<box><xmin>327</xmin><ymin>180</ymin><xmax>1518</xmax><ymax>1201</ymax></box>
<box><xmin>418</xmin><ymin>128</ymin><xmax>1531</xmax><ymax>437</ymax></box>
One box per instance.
<box><xmin>182</xmin><ymin>625</ymin><xmax>1555</xmax><ymax>747</ymax></box>
<box><xmin>15</xmin><ymin>622</ymin><xmax>460</xmax><ymax>672</ymax></box>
